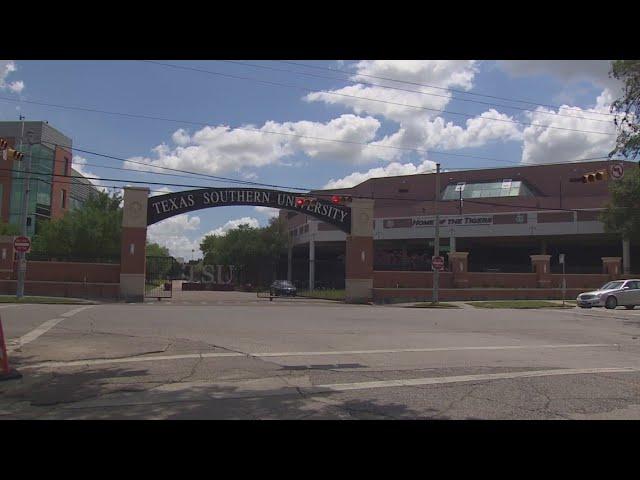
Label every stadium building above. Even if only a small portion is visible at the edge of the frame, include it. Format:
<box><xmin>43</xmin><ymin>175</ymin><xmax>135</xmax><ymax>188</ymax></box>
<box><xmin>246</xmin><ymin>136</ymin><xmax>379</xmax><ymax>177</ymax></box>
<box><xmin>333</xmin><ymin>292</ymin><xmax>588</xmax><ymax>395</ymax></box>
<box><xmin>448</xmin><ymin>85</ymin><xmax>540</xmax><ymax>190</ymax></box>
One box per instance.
<box><xmin>281</xmin><ymin>159</ymin><xmax>638</xmax><ymax>291</ymax></box>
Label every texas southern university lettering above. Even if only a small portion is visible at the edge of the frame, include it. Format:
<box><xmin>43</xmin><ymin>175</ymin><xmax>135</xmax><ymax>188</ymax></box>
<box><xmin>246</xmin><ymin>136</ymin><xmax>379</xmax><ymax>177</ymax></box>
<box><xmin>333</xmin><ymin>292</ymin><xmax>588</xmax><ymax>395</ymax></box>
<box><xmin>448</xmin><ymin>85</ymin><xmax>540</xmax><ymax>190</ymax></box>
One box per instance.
<box><xmin>146</xmin><ymin>188</ymin><xmax>352</xmax><ymax>233</ymax></box>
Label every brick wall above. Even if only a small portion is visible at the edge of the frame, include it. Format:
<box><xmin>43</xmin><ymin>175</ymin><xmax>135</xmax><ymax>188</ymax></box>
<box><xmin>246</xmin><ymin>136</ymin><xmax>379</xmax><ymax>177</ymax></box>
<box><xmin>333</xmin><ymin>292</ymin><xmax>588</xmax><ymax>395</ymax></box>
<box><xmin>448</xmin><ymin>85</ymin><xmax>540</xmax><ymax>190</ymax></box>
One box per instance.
<box><xmin>374</xmin><ymin>288</ymin><xmax>588</xmax><ymax>303</ymax></box>
<box><xmin>0</xmin><ymin>260</ymin><xmax>120</xmax><ymax>299</ymax></box>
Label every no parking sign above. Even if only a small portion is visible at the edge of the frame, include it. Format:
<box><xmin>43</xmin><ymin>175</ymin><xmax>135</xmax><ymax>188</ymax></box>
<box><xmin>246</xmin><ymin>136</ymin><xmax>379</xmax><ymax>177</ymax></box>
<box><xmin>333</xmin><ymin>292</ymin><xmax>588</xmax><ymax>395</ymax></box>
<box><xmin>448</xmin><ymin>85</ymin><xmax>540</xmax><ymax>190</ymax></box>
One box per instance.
<box><xmin>610</xmin><ymin>163</ymin><xmax>624</xmax><ymax>180</ymax></box>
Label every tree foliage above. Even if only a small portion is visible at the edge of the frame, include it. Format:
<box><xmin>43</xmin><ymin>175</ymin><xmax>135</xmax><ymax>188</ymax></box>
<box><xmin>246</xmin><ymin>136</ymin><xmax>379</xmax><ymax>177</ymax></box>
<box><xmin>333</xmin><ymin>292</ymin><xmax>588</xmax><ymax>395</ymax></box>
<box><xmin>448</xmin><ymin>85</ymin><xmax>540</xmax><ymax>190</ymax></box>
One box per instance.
<box><xmin>146</xmin><ymin>241</ymin><xmax>170</xmax><ymax>257</ymax></box>
<box><xmin>610</xmin><ymin>60</ymin><xmax>640</xmax><ymax>159</ymax></box>
<box><xmin>200</xmin><ymin>216</ymin><xmax>288</xmax><ymax>286</ymax></box>
<box><xmin>602</xmin><ymin>61</ymin><xmax>640</xmax><ymax>241</ymax></box>
<box><xmin>31</xmin><ymin>191</ymin><xmax>123</xmax><ymax>258</ymax></box>
<box><xmin>0</xmin><ymin>221</ymin><xmax>20</xmax><ymax>236</ymax></box>
<box><xmin>602</xmin><ymin>167</ymin><xmax>640</xmax><ymax>240</ymax></box>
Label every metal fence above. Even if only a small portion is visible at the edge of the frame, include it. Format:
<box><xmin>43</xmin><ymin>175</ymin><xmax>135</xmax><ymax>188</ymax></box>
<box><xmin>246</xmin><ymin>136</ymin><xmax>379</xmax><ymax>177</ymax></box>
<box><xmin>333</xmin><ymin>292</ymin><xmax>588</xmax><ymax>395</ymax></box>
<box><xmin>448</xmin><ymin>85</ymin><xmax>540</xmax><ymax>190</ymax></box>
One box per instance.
<box><xmin>26</xmin><ymin>253</ymin><xmax>120</xmax><ymax>264</ymax></box>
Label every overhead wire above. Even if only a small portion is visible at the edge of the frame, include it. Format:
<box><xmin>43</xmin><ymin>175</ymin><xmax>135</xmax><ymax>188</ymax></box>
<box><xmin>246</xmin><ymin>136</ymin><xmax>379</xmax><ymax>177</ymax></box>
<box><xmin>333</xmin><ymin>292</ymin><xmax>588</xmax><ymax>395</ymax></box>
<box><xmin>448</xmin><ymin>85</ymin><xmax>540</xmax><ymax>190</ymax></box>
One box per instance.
<box><xmin>277</xmin><ymin>60</ymin><xmax>619</xmax><ymax>119</ymax></box>
<box><xmin>219</xmin><ymin>60</ymin><xmax>614</xmax><ymax>124</ymax></box>
<box><xmin>141</xmin><ymin>60</ymin><xmax>616</xmax><ymax>136</ymax></box>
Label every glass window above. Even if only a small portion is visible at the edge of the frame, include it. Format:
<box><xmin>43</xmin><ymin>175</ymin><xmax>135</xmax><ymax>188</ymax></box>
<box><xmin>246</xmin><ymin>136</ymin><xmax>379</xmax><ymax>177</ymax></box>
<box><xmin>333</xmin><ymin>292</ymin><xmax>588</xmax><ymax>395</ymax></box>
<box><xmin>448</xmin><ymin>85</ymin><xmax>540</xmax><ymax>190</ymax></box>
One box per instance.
<box><xmin>442</xmin><ymin>179</ymin><xmax>534</xmax><ymax>200</ymax></box>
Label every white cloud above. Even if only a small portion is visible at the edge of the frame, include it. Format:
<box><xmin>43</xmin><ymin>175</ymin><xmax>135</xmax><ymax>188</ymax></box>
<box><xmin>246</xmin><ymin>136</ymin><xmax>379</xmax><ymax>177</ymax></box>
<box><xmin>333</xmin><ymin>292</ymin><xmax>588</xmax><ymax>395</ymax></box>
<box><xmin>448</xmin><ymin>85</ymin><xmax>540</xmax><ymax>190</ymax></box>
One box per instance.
<box><xmin>254</xmin><ymin>206</ymin><xmax>280</xmax><ymax>219</ymax></box>
<box><xmin>305</xmin><ymin>61</ymin><xmax>479</xmax><ymax>124</ymax></box>
<box><xmin>72</xmin><ymin>155</ymin><xmax>109</xmax><ymax>193</ymax></box>
<box><xmin>521</xmin><ymin>90</ymin><xmax>617</xmax><ymax>164</ymax></box>
<box><xmin>147</xmin><ymin>214</ymin><xmax>201</xmax><ymax>259</ymax></box>
<box><xmin>305</xmin><ymin>61</ymin><xmax>523</xmax><ymax>158</ymax></box>
<box><xmin>0</xmin><ymin>61</ymin><xmax>24</xmax><ymax>93</ymax></box>
<box><xmin>202</xmin><ymin>216</ymin><xmax>260</xmax><ymax>237</ymax></box>
<box><xmin>124</xmin><ymin>114</ymin><xmax>385</xmax><ymax>175</ymax></box>
<box><xmin>324</xmin><ymin>159</ymin><xmax>437</xmax><ymax>189</ymax></box>
<box><xmin>497</xmin><ymin>60</ymin><xmax>621</xmax><ymax>94</ymax></box>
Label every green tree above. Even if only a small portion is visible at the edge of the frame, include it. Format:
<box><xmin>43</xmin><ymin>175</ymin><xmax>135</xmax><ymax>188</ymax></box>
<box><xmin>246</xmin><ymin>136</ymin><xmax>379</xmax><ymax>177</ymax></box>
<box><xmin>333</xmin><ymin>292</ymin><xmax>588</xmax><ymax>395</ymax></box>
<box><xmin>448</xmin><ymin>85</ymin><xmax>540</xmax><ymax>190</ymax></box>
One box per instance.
<box><xmin>146</xmin><ymin>241</ymin><xmax>170</xmax><ymax>257</ymax></box>
<box><xmin>200</xmin><ymin>217</ymin><xmax>288</xmax><ymax>286</ymax></box>
<box><xmin>609</xmin><ymin>60</ymin><xmax>640</xmax><ymax>159</ymax></box>
<box><xmin>31</xmin><ymin>191</ymin><xmax>123</xmax><ymax>258</ymax></box>
<box><xmin>0</xmin><ymin>221</ymin><xmax>20</xmax><ymax>236</ymax></box>
<box><xmin>602</xmin><ymin>61</ymin><xmax>640</xmax><ymax>241</ymax></box>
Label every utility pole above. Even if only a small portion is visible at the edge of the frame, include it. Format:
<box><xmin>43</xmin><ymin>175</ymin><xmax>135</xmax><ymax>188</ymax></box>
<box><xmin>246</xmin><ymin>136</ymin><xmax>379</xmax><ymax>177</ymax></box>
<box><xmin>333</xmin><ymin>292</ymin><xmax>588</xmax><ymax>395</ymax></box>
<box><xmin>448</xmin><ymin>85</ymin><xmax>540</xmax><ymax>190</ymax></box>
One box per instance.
<box><xmin>16</xmin><ymin>131</ymin><xmax>34</xmax><ymax>299</ymax></box>
<box><xmin>433</xmin><ymin>163</ymin><xmax>441</xmax><ymax>304</ymax></box>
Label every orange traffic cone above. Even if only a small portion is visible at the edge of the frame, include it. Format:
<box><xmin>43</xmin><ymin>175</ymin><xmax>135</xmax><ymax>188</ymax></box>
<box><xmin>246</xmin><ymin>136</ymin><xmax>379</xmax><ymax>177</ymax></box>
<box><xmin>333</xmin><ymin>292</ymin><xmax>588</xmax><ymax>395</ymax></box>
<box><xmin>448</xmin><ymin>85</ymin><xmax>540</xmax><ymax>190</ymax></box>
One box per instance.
<box><xmin>0</xmin><ymin>315</ymin><xmax>22</xmax><ymax>381</ymax></box>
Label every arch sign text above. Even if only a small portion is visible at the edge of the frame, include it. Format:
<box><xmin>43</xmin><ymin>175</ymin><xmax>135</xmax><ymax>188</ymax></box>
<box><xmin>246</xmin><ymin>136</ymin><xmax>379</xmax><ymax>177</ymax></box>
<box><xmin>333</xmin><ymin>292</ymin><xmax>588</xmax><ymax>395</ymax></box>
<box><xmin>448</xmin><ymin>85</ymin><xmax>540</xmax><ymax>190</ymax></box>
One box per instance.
<box><xmin>147</xmin><ymin>188</ymin><xmax>352</xmax><ymax>233</ymax></box>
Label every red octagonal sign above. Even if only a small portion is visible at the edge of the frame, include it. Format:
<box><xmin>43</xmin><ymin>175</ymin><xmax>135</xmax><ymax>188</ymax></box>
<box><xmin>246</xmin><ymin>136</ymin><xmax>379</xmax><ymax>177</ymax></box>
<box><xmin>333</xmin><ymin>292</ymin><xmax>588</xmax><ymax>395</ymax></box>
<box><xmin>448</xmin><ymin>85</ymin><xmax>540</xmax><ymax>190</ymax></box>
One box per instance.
<box><xmin>432</xmin><ymin>256</ymin><xmax>445</xmax><ymax>271</ymax></box>
<box><xmin>14</xmin><ymin>236</ymin><xmax>31</xmax><ymax>253</ymax></box>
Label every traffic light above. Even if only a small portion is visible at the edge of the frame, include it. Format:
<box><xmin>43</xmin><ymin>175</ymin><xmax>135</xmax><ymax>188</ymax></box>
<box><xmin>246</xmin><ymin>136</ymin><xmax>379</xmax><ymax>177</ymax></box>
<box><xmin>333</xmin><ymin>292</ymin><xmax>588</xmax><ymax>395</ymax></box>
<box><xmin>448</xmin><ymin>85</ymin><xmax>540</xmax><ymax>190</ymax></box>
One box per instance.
<box><xmin>331</xmin><ymin>195</ymin><xmax>353</xmax><ymax>204</ymax></box>
<box><xmin>0</xmin><ymin>138</ymin><xmax>24</xmax><ymax>161</ymax></box>
<box><xmin>295</xmin><ymin>196</ymin><xmax>318</xmax><ymax>207</ymax></box>
<box><xmin>581</xmin><ymin>170</ymin><xmax>607</xmax><ymax>183</ymax></box>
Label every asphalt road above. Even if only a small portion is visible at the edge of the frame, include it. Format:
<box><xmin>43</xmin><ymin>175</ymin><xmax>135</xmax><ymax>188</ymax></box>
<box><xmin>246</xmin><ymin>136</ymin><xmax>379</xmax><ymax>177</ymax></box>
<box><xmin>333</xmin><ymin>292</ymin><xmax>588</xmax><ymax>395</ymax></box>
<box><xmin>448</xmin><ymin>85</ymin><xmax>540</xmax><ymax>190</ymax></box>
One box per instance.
<box><xmin>2</xmin><ymin>294</ymin><xmax>640</xmax><ymax>419</ymax></box>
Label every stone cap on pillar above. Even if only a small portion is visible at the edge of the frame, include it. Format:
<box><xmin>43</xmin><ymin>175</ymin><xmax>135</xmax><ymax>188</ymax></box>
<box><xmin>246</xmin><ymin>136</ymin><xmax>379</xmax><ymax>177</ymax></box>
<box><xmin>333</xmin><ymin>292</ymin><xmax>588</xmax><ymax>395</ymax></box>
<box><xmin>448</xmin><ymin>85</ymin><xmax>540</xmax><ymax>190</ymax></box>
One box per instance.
<box><xmin>530</xmin><ymin>255</ymin><xmax>551</xmax><ymax>262</ymax></box>
<box><xmin>602</xmin><ymin>257</ymin><xmax>622</xmax><ymax>264</ymax></box>
<box><xmin>448</xmin><ymin>252</ymin><xmax>469</xmax><ymax>259</ymax></box>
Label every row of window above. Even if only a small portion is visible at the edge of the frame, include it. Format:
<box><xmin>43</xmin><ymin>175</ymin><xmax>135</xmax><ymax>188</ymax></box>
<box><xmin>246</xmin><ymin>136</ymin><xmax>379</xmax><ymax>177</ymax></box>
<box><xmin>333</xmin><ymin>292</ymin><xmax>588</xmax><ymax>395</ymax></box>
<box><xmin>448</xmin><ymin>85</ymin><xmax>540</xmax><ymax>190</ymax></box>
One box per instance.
<box><xmin>290</xmin><ymin>224</ymin><xmax>310</xmax><ymax>237</ymax></box>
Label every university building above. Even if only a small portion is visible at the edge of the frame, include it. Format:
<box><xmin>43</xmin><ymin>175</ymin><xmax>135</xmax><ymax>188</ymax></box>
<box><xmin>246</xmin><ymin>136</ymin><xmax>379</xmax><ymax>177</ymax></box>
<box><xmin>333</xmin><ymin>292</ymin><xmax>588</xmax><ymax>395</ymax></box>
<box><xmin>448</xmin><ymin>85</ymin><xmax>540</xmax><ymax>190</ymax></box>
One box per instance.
<box><xmin>282</xmin><ymin>159</ymin><xmax>638</xmax><ymax>291</ymax></box>
<box><xmin>0</xmin><ymin>121</ymin><xmax>98</xmax><ymax>236</ymax></box>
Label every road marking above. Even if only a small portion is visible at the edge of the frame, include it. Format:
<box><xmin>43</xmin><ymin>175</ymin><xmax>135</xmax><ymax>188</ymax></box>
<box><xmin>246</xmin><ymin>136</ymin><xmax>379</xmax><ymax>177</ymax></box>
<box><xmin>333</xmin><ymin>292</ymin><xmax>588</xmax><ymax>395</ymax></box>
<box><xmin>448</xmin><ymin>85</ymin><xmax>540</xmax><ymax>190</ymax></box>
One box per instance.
<box><xmin>7</xmin><ymin>305</ymin><xmax>94</xmax><ymax>352</ymax></box>
<box><xmin>21</xmin><ymin>343</ymin><xmax>617</xmax><ymax>370</ymax></box>
<box><xmin>61</xmin><ymin>306</ymin><xmax>94</xmax><ymax>317</ymax></box>
<box><xmin>316</xmin><ymin>367</ymin><xmax>640</xmax><ymax>392</ymax></box>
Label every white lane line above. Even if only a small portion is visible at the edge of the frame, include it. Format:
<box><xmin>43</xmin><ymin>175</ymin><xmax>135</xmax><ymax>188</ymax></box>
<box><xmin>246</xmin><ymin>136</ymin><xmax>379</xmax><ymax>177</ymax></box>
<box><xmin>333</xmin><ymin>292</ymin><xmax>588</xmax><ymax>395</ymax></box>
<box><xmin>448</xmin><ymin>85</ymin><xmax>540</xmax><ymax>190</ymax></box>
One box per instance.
<box><xmin>60</xmin><ymin>305</ymin><xmax>94</xmax><ymax>317</ymax></box>
<box><xmin>21</xmin><ymin>343</ymin><xmax>617</xmax><ymax>370</ymax></box>
<box><xmin>7</xmin><ymin>305</ymin><xmax>94</xmax><ymax>352</ymax></box>
<box><xmin>316</xmin><ymin>367</ymin><xmax>640</xmax><ymax>392</ymax></box>
<box><xmin>255</xmin><ymin>343</ymin><xmax>617</xmax><ymax>357</ymax></box>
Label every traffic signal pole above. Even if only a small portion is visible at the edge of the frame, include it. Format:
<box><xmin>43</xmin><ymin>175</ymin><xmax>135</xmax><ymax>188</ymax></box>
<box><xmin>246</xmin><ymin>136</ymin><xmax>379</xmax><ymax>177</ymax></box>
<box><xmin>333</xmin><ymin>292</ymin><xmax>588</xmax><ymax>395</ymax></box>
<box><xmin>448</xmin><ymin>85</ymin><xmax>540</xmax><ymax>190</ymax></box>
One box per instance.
<box><xmin>16</xmin><ymin>133</ymin><xmax>33</xmax><ymax>299</ymax></box>
<box><xmin>433</xmin><ymin>163</ymin><xmax>441</xmax><ymax>304</ymax></box>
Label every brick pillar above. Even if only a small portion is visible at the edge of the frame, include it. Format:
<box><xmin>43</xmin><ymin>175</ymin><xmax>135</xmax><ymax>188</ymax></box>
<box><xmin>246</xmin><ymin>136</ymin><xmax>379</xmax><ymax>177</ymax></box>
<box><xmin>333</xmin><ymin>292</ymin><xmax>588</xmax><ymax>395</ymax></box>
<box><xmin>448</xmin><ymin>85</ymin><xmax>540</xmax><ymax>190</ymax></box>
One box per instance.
<box><xmin>602</xmin><ymin>257</ymin><xmax>622</xmax><ymax>279</ymax></box>
<box><xmin>345</xmin><ymin>199</ymin><xmax>374</xmax><ymax>303</ymax></box>
<box><xmin>449</xmin><ymin>252</ymin><xmax>469</xmax><ymax>288</ymax></box>
<box><xmin>0</xmin><ymin>235</ymin><xmax>15</xmax><ymax>282</ymax></box>
<box><xmin>120</xmin><ymin>187</ymin><xmax>149</xmax><ymax>302</ymax></box>
<box><xmin>530</xmin><ymin>254</ymin><xmax>552</xmax><ymax>288</ymax></box>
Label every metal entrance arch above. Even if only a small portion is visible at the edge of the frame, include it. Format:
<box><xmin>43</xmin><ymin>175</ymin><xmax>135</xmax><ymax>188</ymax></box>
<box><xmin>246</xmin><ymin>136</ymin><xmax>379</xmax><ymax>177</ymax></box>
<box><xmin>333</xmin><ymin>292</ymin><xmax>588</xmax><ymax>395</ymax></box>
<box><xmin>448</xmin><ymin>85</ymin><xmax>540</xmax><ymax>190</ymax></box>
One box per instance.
<box><xmin>119</xmin><ymin>186</ymin><xmax>373</xmax><ymax>303</ymax></box>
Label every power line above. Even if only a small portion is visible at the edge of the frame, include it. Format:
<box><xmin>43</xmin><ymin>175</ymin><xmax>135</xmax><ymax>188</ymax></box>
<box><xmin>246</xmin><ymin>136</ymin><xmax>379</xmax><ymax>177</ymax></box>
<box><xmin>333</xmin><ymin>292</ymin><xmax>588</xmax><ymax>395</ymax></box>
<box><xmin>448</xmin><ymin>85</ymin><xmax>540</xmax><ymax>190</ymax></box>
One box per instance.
<box><xmin>278</xmin><ymin>60</ymin><xmax>619</xmax><ymax>119</ymax></box>
<box><xmin>141</xmin><ymin>61</ymin><xmax>615</xmax><ymax>137</ymax></box>
<box><xmin>0</xmin><ymin>94</ymin><xmax>619</xmax><ymax>171</ymax></box>
<box><xmin>219</xmin><ymin>60</ymin><xmax>614</xmax><ymax>124</ymax></box>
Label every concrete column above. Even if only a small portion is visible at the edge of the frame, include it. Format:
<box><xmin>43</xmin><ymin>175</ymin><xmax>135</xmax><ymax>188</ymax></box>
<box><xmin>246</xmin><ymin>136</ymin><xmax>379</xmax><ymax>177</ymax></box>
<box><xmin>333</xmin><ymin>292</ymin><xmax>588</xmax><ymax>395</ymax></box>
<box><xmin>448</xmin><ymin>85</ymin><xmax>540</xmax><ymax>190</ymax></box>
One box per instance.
<box><xmin>287</xmin><ymin>243</ymin><xmax>292</xmax><ymax>282</ymax></box>
<box><xmin>623</xmin><ymin>238</ymin><xmax>631</xmax><ymax>275</ymax></box>
<box><xmin>119</xmin><ymin>187</ymin><xmax>149</xmax><ymax>302</ymax></box>
<box><xmin>602</xmin><ymin>257</ymin><xmax>622</xmax><ymax>279</ymax></box>
<box><xmin>530</xmin><ymin>254</ymin><xmax>552</xmax><ymax>288</ymax></box>
<box><xmin>346</xmin><ymin>198</ymin><xmax>374</xmax><ymax>303</ymax></box>
<box><xmin>450</xmin><ymin>233</ymin><xmax>456</xmax><ymax>254</ymax></box>
<box><xmin>309</xmin><ymin>239</ymin><xmax>315</xmax><ymax>291</ymax></box>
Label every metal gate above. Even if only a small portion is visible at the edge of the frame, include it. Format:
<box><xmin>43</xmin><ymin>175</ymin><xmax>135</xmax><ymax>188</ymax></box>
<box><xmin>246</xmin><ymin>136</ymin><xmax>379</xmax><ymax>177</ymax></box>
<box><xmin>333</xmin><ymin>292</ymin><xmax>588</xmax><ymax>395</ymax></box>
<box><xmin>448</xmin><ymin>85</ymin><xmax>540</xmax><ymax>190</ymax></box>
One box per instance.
<box><xmin>145</xmin><ymin>256</ymin><xmax>180</xmax><ymax>299</ymax></box>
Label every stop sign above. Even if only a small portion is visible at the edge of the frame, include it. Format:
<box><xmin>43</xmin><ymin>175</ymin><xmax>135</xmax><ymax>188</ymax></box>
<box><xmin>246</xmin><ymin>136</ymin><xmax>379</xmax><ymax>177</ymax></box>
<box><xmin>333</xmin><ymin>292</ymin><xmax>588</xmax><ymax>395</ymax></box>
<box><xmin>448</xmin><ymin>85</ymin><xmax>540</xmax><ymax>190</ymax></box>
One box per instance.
<box><xmin>13</xmin><ymin>236</ymin><xmax>31</xmax><ymax>253</ymax></box>
<box><xmin>432</xmin><ymin>256</ymin><xmax>445</xmax><ymax>271</ymax></box>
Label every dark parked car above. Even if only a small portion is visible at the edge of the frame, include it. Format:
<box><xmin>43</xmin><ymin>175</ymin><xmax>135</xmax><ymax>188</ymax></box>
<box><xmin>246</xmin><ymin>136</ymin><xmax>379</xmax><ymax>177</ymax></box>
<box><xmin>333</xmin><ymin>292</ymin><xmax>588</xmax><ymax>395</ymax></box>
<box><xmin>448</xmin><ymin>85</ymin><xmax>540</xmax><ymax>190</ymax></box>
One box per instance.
<box><xmin>270</xmin><ymin>280</ymin><xmax>297</xmax><ymax>297</ymax></box>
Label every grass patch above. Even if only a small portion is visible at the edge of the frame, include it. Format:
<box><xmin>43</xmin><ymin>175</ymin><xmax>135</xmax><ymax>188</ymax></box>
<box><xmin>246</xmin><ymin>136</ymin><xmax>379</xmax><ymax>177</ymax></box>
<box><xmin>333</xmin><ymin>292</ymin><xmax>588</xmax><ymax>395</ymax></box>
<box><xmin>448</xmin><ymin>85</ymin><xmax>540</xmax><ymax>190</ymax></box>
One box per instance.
<box><xmin>0</xmin><ymin>295</ymin><xmax>95</xmax><ymax>304</ymax></box>
<box><xmin>468</xmin><ymin>300</ymin><xmax>575</xmax><ymax>309</ymax></box>
<box><xmin>407</xmin><ymin>302</ymin><xmax>460</xmax><ymax>309</ymax></box>
<box><xmin>297</xmin><ymin>289</ymin><xmax>345</xmax><ymax>301</ymax></box>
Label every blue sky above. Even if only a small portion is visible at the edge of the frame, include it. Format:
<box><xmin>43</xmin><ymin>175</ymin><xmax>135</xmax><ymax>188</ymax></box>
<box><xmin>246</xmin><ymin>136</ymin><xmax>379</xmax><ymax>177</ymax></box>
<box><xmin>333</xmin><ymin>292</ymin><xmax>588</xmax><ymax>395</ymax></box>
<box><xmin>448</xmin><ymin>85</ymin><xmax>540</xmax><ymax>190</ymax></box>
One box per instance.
<box><xmin>0</xmin><ymin>60</ymin><xmax>621</xmax><ymax>259</ymax></box>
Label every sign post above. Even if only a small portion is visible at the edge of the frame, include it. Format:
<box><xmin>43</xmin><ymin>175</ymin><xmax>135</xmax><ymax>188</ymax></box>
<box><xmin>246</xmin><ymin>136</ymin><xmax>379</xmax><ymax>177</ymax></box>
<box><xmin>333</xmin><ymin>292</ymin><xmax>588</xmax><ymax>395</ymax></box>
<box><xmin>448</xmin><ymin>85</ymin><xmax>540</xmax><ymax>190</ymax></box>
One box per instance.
<box><xmin>433</xmin><ymin>164</ymin><xmax>441</xmax><ymax>304</ymax></box>
<box><xmin>559</xmin><ymin>253</ymin><xmax>566</xmax><ymax>307</ymax></box>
